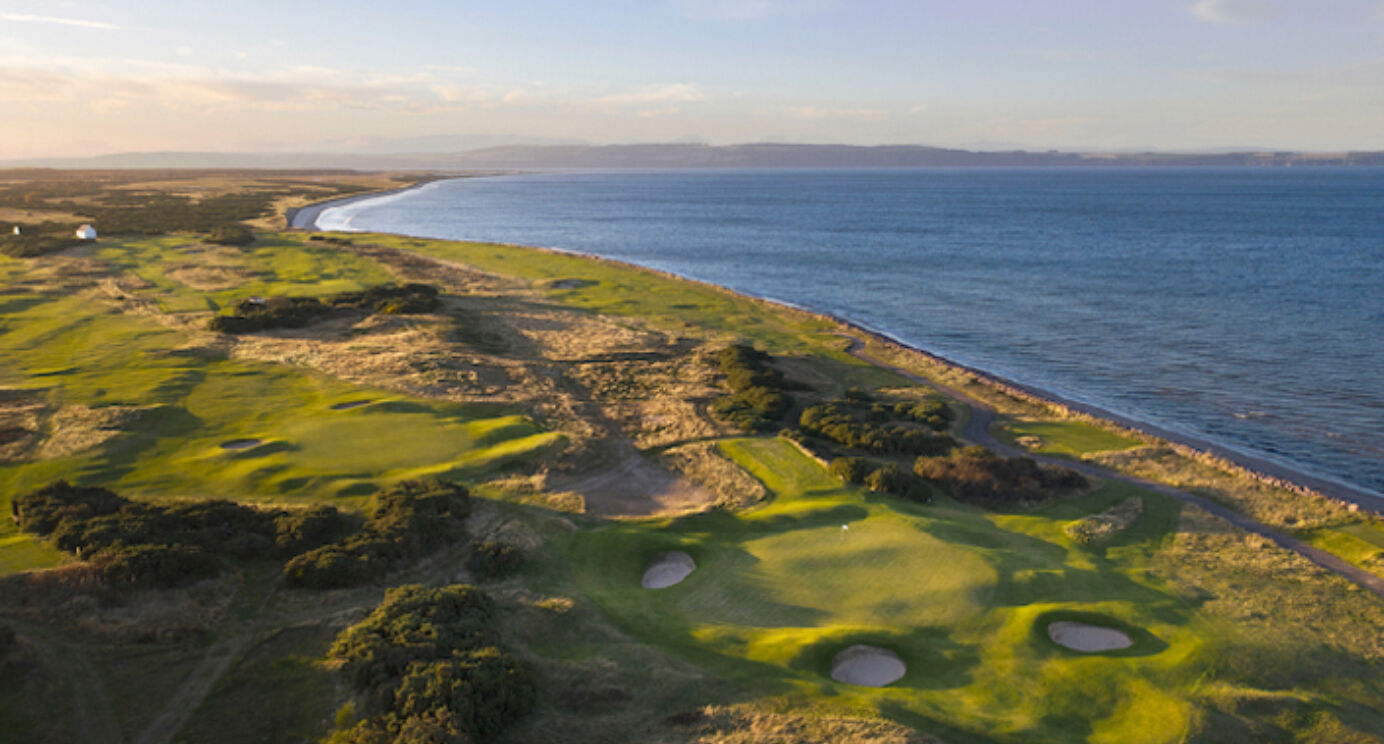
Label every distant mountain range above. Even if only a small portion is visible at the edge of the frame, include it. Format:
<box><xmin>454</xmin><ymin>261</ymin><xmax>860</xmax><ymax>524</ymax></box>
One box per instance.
<box><xmin>5</xmin><ymin>143</ymin><xmax>1382</xmax><ymax>170</ymax></box>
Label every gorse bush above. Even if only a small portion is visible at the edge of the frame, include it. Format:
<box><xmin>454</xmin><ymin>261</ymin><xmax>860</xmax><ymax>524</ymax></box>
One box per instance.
<box><xmin>709</xmin><ymin>344</ymin><xmax>796</xmax><ymax>432</ymax></box>
<box><xmin>284</xmin><ymin>479</ymin><xmax>472</xmax><ymax>589</ymax></box>
<box><xmin>465</xmin><ymin>541</ymin><xmax>524</xmax><ymax>581</ymax></box>
<box><xmin>13</xmin><ymin>481</ymin><xmax>350</xmax><ymax>587</ymax></box>
<box><xmin>329</xmin><ymin>584</ymin><xmax>534</xmax><ymax>743</ymax></box>
<box><xmin>800</xmin><ymin>398</ymin><xmax>956</xmax><ymax>457</ymax></box>
<box><xmin>913</xmin><ymin>446</ymin><xmax>1087</xmax><ymax>507</ymax></box>
<box><xmin>205</xmin><ymin>224</ymin><xmax>256</xmax><ymax>246</ymax></box>
<box><xmin>864</xmin><ymin>463</ymin><xmax>931</xmax><ymax>501</ymax></box>
<box><xmin>208</xmin><ymin>284</ymin><xmax>441</xmax><ymax>334</ymax></box>
<box><xmin>828</xmin><ymin>457</ymin><xmax>875</xmax><ymax>484</ymax></box>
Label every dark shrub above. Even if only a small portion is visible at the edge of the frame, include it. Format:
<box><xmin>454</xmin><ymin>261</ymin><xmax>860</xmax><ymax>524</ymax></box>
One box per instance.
<box><xmin>800</xmin><ymin>400</ymin><xmax>955</xmax><ymax>457</ymax></box>
<box><xmin>283</xmin><ymin>479</ymin><xmax>472</xmax><ymax>589</ymax></box>
<box><xmin>466</xmin><ymin>542</ymin><xmax>523</xmax><ymax>581</ymax></box>
<box><xmin>828</xmin><ymin>457</ymin><xmax>874</xmax><ymax>484</ymax></box>
<box><xmin>90</xmin><ymin>543</ymin><xmax>221</xmax><ymax>587</ymax></box>
<box><xmin>329</xmin><ymin>585</ymin><xmax>532</xmax><ymax>743</ymax></box>
<box><xmin>14</xmin><ymin>480</ymin><xmax>346</xmax><ymax>587</ymax></box>
<box><xmin>0</xmin><ymin>623</ymin><xmax>16</xmax><ymax>660</ymax></box>
<box><xmin>863</xmin><ymin>464</ymin><xmax>930</xmax><ymax>501</ymax></box>
<box><xmin>206</xmin><ymin>224</ymin><xmax>255</xmax><ymax>246</ymax></box>
<box><xmin>914</xmin><ymin>446</ymin><xmax>1087</xmax><ymax>507</ymax></box>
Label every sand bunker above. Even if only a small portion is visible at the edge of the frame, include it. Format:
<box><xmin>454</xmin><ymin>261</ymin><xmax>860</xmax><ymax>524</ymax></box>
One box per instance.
<box><xmin>1047</xmin><ymin>621</ymin><xmax>1133</xmax><ymax>652</ymax></box>
<box><xmin>220</xmin><ymin>438</ymin><xmax>263</xmax><ymax>451</ymax></box>
<box><xmin>830</xmin><ymin>645</ymin><xmax>906</xmax><ymax>687</ymax></box>
<box><xmin>331</xmin><ymin>400</ymin><xmax>373</xmax><ymax>410</ymax></box>
<box><xmin>641</xmin><ymin>550</ymin><xmax>696</xmax><ymax>589</ymax></box>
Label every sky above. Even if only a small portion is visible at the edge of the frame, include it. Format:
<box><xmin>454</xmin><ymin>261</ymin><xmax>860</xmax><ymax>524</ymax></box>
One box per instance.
<box><xmin>1</xmin><ymin>0</ymin><xmax>1382</xmax><ymax>158</ymax></box>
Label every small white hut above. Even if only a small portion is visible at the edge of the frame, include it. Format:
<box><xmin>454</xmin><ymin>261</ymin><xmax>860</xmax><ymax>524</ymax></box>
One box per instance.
<box><xmin>75</xmin><ymin>224</ymin><xmax>98</xmax><ymax>240</ymax></box>
<box><xmin>10</xmin><ymin>226</ymin><xmax>18</xmax><ymax>235</ymax></box>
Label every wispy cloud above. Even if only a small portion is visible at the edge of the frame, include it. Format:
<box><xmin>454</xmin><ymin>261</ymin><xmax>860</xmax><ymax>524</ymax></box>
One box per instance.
<box><xmin>786</xmin><ymin>106</ymin><xmax>887</xmax><ymax>121</ymax></box>
<box><xmin>594</xmin><ymin>83</ymin><xmax>705</xmax><ymax>106</ymax></box>
<box><xmin>1189</xmin><ymin>0</ymin><xmax>1282</xmax><ymax>24</ymax></box>
<box><xmin>0</xmin><ymin>12</ymin><xmax>126</xmax><ymax>30</ymax></box>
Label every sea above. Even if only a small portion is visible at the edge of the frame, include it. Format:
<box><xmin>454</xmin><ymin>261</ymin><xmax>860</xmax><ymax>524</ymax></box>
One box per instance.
<box><xmin>316</xmin><ymin>168</ymin><xmax>1384</xmax><ymax>503</ymax></box>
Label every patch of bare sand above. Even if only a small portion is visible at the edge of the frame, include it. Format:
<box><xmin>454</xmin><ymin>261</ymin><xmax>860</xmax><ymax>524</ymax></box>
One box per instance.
<box><xmin>544</xmin><ymin>445</ymin><xmax>716</xmax><ymax>517</ymax></box>
<box><xmin>1046</xmin><ymin>621</ymin><xmax>1133</xmax><ymax>652</ymax></box>
<box><xmin>36</xmin><ymin>404</ymin><xmax>156</xmax><ymax>459</ymax></box>
<box><xmin>830</xmin><ymin>645</ymin><xmax>907</xmax><ymax>687</ymax></box>
<box><xmin>0</xmin><ymin>389</ymin><xmax>45</xmax><ymax>461</ymax></box>
<box><xmin>642</xmin><ymin>551</ymin><xmax>695</xmax><ymax>589</ymax></box>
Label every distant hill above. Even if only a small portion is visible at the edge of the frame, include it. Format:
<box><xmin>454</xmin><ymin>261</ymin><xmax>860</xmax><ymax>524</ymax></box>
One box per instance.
<box><xmin>5</xmin><ymin>143</ymin><xmax>1382</xmax><ymax>170</ymax></box>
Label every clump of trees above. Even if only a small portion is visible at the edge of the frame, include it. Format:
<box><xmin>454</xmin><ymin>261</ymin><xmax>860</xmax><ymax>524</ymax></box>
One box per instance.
<box><xmin>328</xmin><ymin>584</ymin><xmax>534</xmax><ymax>743</ymax></box>
<box><xmin>206</xmin><ymin>224</ymin><xmax>256</xmax><ymax>246</ymax></box>
<box><xmin>207</xmin><ymin>284</ymin><xmax>441</xmax><ymax>334</ymax></box>
<box><xmin>13</xmin><ymin>481</ymin><xmax>350</xmax><ymax>587</ymax></box>
<box><xmin>828</xmin><ymin>457</ymin><xmax>930</xmax><ymax>501</ymax></box>
<box><xmin>913</xmin><ymin>446</ymin><xmax>1087</xmax><ymax>507</ymax></box>
<box><xmin>283</xmin><ymin>479</ymin><xmax>472</xmax><ymax>589</ymax></box>
<box><xmin>709</xmin><ymin>344</ymin><xmax>797</xmax><ymax>432</ymax></box>
<box><xmin>799</xmin><ymin>394</ymin><xmax>955</xmax><ymax>457</ymax></box>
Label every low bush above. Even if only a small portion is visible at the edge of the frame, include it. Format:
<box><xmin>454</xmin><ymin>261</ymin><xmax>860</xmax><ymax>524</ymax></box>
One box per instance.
<box><xmin>328</xmin><ymin>584</ymin><xmax>534</xmax><ymax>743</ymax></box>
<box><xmin>466</xmin><ymin>541</ymin><xmax>523</xmax><ymax>581</ymax></box>
<box><xmin>828</xmin><ymin>457</ymin><xmax>875</xmax><ymax>484</ymax></box>
<box><xmin>206</xmin><ymin>224</ymin><xmax>256</xmax><ymax>246</ymax></box>
<box><xmin>914</xmin><ymin>446</ymin><xmax>1087</xmax><ymax>507</ymax></box>
<box><xmin>709</xmin><ymin>344</ymin><xmax>799</xmax><ymax>432</ymax></box>
<box><xmin>0</xmin><ymin>234</ymin><xmax>85</xmax><ymax>258</ymax></box>
<box><xmin>864</xmin><ymin>463</ymin><xmax>931</xmax><ymax>501</ymax></box>
<box><xmin>800</xmin><ymin>399</ymin><xmax>955</xmax><ymax>457</ymax></box>
<box><xmin>208</xmin><ymin>284</ymin><xmax>440</xmax><ymax>334</ymax></box>
<box><xmin>284</xmin><ymin>479</ymin><xmax>472</xmax><ymax>589</ymax></box>
<box><xmin>14</xmin><ymin>481</ymin><xmax>350</xmax><ymax>587</ymax></box>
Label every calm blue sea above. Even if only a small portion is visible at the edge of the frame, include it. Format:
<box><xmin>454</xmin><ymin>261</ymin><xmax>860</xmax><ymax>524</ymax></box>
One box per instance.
<box><xmin>319</xmin><ymin>169</ymin><xmax>1384</xmax><ymax>500</ymax></box>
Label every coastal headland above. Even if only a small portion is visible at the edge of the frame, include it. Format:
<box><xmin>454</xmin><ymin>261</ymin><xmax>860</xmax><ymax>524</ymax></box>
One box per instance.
<box><xmin>2</xmin><ymin>169</ymin><xmax>1383</xmax><ymax>744</ymax></box>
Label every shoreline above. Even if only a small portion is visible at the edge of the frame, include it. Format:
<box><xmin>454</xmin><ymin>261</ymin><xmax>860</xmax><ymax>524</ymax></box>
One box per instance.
<box><xmin>296</xmin><ymin>177</ymin><xmax>1384</xmax><ymax>515</ymax></box>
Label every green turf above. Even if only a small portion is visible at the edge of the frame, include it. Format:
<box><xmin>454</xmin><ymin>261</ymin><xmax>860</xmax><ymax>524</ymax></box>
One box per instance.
<box><xmin>996</xmin><ymin>418</ymin><xmax>1143</xmax><ymax>457</ymax></box>
<box><xmin>569</xmin><ymin>436</ymin><xmax>1217</xmax><ymax>743</ymax></box>
<box><xmin>1301</xmin><ymin>523</ymin><xmax>1384</xmax><ymax>576</ymax></box>
<box><xmin>0</xmin><ymin>237</ymin><xmax>558</xmax><ymax>572</ymax></box>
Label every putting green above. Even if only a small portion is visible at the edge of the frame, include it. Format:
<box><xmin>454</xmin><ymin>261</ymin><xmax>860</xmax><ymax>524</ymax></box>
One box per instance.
<box><xmin>571</xmin><ymin>437</ymin><xmax>1209</xmax><ymax>742</ymax></box>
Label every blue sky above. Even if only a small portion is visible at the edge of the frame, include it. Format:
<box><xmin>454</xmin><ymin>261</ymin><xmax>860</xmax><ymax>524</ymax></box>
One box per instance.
<box><xmin>2</xmin><ymin>0</ymin><xmax>1382</xmax><ymax>157</ymax></box>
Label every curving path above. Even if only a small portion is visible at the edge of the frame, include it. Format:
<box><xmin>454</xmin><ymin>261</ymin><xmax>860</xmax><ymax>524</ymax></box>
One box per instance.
<box><xmin>844</xmin><ymin>338</ymin><xmax>1384</xmax><ymax>601</ymax></box>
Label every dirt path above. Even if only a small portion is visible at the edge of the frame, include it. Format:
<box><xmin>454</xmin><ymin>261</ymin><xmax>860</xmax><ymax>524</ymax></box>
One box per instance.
<box><xmin>131</xmin><ymin>580</ymin><xmax>284</xmax><ymax>744</ymax></box>
<box><xmin>844</xmin><ymin>338</ymin><xmax>1384</xmax><ymax>600</ymax></box>
<box><xmin>6</xmin><ymin>618</ymin><xmax>124</xmax><ymax>744</ymax></box>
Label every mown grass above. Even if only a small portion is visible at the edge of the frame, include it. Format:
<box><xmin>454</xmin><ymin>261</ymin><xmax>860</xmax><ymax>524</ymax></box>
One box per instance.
<box><xmin>1301</xmin><ymin>522</ymin><xmax>1384</xmax><ymax>576</ymax></box>
<box><xmin>568</xmin><ymin>436</ymin><xmax>1226</xmax><ymax>743</ymax></box>
<box><xmin>995</xmin><ymin>418</ymin><xmax>1143</xmax><ymax>457</ymax></box>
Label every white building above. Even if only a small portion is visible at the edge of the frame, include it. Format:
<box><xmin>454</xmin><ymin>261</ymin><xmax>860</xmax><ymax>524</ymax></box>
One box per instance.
<box><xmin>10</xmin><ymin>226</ymin><xmax>18</xmax><ymax>236</ymax></box>
<box><xmin>75</xmin><ymin>224</ymin><xmax>98</xmax><ymax>240</ymax></box>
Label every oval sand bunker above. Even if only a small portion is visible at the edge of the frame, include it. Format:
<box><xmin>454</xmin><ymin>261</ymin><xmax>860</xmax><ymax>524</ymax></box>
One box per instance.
<box><xmin>220</xmin><ymin>438</ymin><xmax>263</xmax><ymax>451</ymax></box>
<box><xmin>1047</xmin><ymin>621</ymin><xmax>1133</xmax><ymax>653</ymax></box>
<box><xmin>641</xmin><ymin>551</ymin><xmax>696</xmax><ymax>589</ymax></box>
<box><xmin>830</xmin><ymin>645</ymin><xmax>906</xmax><ymax>687</ymax></box>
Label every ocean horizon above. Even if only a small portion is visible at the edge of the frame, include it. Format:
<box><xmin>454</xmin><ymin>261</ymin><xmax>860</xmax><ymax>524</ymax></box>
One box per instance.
<box><xmin>317</xmin><ymin>167</ymin><xmax>1384</xmax><ymax>503</ymax></box>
